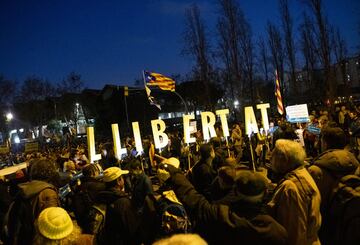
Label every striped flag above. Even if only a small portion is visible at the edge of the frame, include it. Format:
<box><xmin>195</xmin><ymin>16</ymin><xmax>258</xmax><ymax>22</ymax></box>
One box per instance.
<box><xmin>275</xmin><ymin>70</ymin><xmax>284</xmax><ymax>115</ymax></box>
<box><xmin>144</xmin><ymin>71</ymin><xmax>175</xmax><ymax>92</ymax></box>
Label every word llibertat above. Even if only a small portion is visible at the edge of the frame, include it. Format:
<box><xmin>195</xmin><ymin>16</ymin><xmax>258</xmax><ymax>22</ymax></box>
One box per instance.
<box><xmin>87</xmin><ymin>103</ymin><xmax>271</xmax><ymax>163</ymax></box>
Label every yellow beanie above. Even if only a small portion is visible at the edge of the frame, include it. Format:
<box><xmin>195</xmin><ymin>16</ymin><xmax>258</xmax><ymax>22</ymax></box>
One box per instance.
<box><xmin>38</xmin><ymin>207</ymin><xmax>73</xmax><ymax>240</ymax></box>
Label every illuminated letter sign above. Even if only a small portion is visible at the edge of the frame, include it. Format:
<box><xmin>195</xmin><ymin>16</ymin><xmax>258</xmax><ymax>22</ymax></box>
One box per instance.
<box><xmin>151</xmin><ymin>119</ymin><xmax>169</xmax><ymax>149</ymax></box>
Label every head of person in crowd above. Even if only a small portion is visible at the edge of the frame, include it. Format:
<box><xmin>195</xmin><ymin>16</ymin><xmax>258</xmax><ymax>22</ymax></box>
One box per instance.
<box><xmin>217</xmin><ymin>166</ymin><xmax>236</xmax><ymax>191</ymax></box>
<box><xmin>82</xmin><ymin>163</ymin><xmax>102</xmax><ymax>179</ymax></box>
<box><xmin>320</xmin><ymin>127</ymin><xmax>346</xmax><ymax>152</ymax></box>
<box><xmin>29</xmin><ymin>159</ymin><xmax>59</xmax><ymax>184</ymax></box>
<box><xmin>153</xmin><ymin>233</ymin><xmax>207</xmax><ymax>245</ymax></box>
<box><xmin>223</xmin><ymin>157</ymin><xmax>236</xmax><ymax>167</ymax></box>
<box><xmin>102</xmin><ymin>166</ymin><xmax>129</xmax><ymax>191</ymax></box>
<box><xmin>200</xmin><ymin>143</ymin><xmax>215</xmax><ymax>161</ymax></box>
<box><xmin>319</xmin><ymin>115</ymin><xmax>329</xmax><ymax>128</ymax></box>
<box><xmin>271</xmin><ymin>139</ymin><xmax>306</xmax><ymax>177</ymax></box>
<box><xmin>33</xmin><ymin>207</ymin><xmax>91</xmax><ymax>245</ymax></box>
<box><xmin>210</xmin><ymin>137</ymin><xmax>221</xmax><ymax>149</ymax></box>
<box><xmin>63</xmin><ymin>160</ymin><xmax>76</xmax><ymax>173</ymax></box>
<box><xmin>230</xmin><ymin>170</ymin><xmax>268</xmax><ymax>214</ymax></box>
<box><xmin>157</xmin><ymin>157</ymin><xmax>180</xmax><ymax>185</ymax></box>
<box><xmin>349</xmin><ymin>109</ymin><xmax>358</xmax><ymax>119</ymax></box>
<box><xmin>129</xmin><ymin>159</ymin><xmax>143</xmax><ymax>176</ymax></box>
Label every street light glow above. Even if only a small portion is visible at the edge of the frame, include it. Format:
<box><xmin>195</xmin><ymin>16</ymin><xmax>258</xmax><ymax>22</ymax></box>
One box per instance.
<box><xmin>6</xmin><ymin>112</ymin><xmax>13</xmax><ymax>121</ymax></box>
<box><xmin>234</xmin><ymin>100</ymin><xmax>239</xmax><ymax>107</ymax></box>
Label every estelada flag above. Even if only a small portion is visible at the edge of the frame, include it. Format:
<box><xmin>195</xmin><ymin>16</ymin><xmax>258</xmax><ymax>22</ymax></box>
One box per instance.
<box><xmin>144</xmin><ymin>71</ymin><xmax>175</xmax><ymax>92</ymax></box>
<box><xmin>275</xmin><ymin>70</ymin><xmax>284</xmax><ymax>115</ymax></box>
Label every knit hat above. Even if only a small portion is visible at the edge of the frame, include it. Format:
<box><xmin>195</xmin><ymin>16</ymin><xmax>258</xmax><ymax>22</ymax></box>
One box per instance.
<box><xmin>102</xmin><ymin>167</ymin><xmax>129</xmax><ymax>182</ymax></box>
<box><xmin>37</xmin><ymin>207</ymin><xmax>73</xmax><ymax>240</ymax></box>
<box><xmin>235</xmin><ymin>170</ymin><xmax>267</xmax><ymax>203</ymax></box>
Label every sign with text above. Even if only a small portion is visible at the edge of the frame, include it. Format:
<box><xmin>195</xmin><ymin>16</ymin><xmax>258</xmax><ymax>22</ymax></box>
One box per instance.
<box><xmin>25</xmin><ymin>142</ymin><xmax>39</xmax><ymax>153</ymax></box>
<box><xmin>286</xmin><ymin>104</ymin><xmax>310</xmax><ymax>123</ymax></box>
<box><xmin>86</xmin><ymin>104</ymin><xmax>271</xmax><ymax>163</ymax></box>
<box><xmin>0</xmin><ymin>145</ymin><xmax>9</xmax><ymax>154</ymax></box>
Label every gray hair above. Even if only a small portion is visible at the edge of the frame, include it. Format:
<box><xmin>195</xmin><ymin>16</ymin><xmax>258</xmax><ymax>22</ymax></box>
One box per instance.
<box><xmin>271</xmin><ymin>139</ymin><xmax>306</xmax><ymax>174</ymax></box>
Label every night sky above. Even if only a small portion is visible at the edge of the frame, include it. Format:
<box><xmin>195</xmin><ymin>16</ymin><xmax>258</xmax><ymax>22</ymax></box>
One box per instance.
<box><xmin>1</xmin><ymin>0</ymin><xmax>359</xmax><ymax>89</ymax></box>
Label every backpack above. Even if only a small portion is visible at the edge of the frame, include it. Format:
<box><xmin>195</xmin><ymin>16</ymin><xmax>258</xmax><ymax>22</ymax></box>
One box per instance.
<box><xmin>328</xmin><ymin>174</ymin><xmax>360</xmax><ymax>244</ymax></box>
<box><xmin>156</xmin><ymin>190</ymin><xmax>191</xmax><ymax>236</ymax></box>
<box><xmin>88</xmin><ymin>203</ymin><xmax>107</xmax><ymax>235</ymax></box>
<box><xmin>72</xmin><ymin>190</ymin><xmax>94</xmax><ymax>233</ymax></box>
<box><xmin>1</xmin><ymin>194</ymin><xmax>35</xmax><ymax>245</ymax></box>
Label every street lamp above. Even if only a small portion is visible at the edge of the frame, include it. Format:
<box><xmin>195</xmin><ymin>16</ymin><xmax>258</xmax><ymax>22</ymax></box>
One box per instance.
<box><xmin>233</xmin><ymin>100</ymin><xmax>239</xmax><ymax>108</ymax></box>
<box><xmin>6</xmin><ymin>112</ymin><xmax>13</xmax><ymax>121</ymax></box>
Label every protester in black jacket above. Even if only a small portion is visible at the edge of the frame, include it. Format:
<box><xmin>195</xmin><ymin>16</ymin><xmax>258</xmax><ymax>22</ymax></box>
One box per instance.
<box><xmin>164</xmin><ymin>162</ymin><xmax>288</xmax><ymax>245</ymax></box>
<box><xmin>96</xmin><ymin>167</ymin><xmax>142</xmax><ymax>245</ymax></box>
<box><xmin>191</xmin><ymin>144</ymin><xmax>217</xmax><ymax>200</ymax></box>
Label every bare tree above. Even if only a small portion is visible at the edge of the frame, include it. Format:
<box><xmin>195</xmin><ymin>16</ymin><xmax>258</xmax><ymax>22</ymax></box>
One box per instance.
<box><xmin>299</xmin><ymin>13</ymin><xmax>318</xmax><ymax>98</ymax></box>
<box><xmin>331</xmin><ymin>27</ymin><xmax>349</xmax><ymax>94</ymax></box>
<box><xmin>305</xmin><ymin>0</ymin><xmax>333</xmax><ymax>101</ymax></box>
<box><xmin>19</xmin><ymin>76</ymin><xmax>56</xmax><ymax>102</ymax></box>
<box><xmin>279</xmin><ymin>0</ymin><xmax>297</xmax><ymax>95</ymax></box>
<box><xmin>0</xmin><ymin>75</ymin><xmax>17</xmax><ymax>107</ymax></box>
<box><xmin>257</xmin><ymin>37</ymin><xmax>270</xmax><ymax>82</ymax></box>
<box><xmin>183</xmin><ymin>3</ymin><xmax>212</xmax><ymax>108</ymax></box>
<box><xmin>57</xmin><ymin>71</ymin><xmax>84</xmax><ymax>95</ymax></box>
<box><xmin>216</xmin><ymin>0</ymin><xmax>243</xmax><ymax>104</ymax></box>
<box><xmin>238</xmin><ymin>13</ymin><xmax>255</xmax><ymax>104</ymax></box>
<box><xmin>267</xmin><ymin>22</ymin><xmax>286</xmax><ymax>101</ymax></box>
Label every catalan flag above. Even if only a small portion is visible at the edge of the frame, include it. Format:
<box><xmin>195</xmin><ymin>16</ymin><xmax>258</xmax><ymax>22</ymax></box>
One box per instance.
<box><xmin>144</xmin><ymin>71</ymin><xmax>176</xmax><ymax>92</ymax></box>
<box><xmin>275</xmin><ymin>70</ymin><xmax>284</xmax><ymax>115</ymax></box>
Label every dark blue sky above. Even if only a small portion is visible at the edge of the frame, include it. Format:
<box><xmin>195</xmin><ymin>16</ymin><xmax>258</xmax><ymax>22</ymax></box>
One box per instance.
<box><xmin>1</xmin><ymin>0</ymin><xmax>359</xmax><ymax>89</ymax></box>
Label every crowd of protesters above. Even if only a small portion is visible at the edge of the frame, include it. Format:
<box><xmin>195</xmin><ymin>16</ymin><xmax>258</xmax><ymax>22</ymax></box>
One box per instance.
<box><xmin>0</xmin><ymin>104</ymin><xmax>360</xmax><ymax>245</ymax></box>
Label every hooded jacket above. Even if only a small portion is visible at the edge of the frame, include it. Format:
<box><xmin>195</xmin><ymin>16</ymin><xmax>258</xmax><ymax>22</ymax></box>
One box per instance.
<box><xmin>308</xmin><ymin>149</ymin><xmax>359</xmax><ymax>244</ymax></box>
<box><xmin>308</xmin><ymin>149</ymin><xmax>359</xmax><ymax>207</ymax></box>
<box><xmin>18</xmin><ymin>180</ymin><xmax>59</xmax><ymax>218</ymax></box>
<box><xmin>170</xmin><ymin>172</ymin><xmax>288</xmax><ymax>245</ymax></box>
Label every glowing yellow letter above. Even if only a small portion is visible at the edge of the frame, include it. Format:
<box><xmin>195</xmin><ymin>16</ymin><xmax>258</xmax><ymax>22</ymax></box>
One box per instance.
<box><xmin>111</xmin><ymin>124</ymin><xmax>127</xmax><ymax>160</ymax></box>
<box><xmin>216</xmin><ymin>109</ymin><xmax>230</xmax><ymax>137</ymax></box>
<box><xmin>151</xmin><ymin>119</ymin><xmax>169</xmax><ymax>149</ymax></box>
<box><xmin>86</xmin><ymin>127</ymin><xmax>102</xmax><ymax>163</ymax></box>
<box><xmin>244</xmin><ymin>106</ymin><xmax>259</xmax><ymax>136</ymax></box>
<box><xmin>201</xmin><ymin>111</ymin><xmax>216</xmax><ymax>141</ymax></box>
<box><xmin>132</xmin><ymin>122</ymin><xmax>143</xmax><ymax>153</ymax></box>
<box><xmin>183</xmin><ymin>114</ymin><xmax>196</xmax><ymax>144</ymax></box>
<box><xmin>256</xmin><ymin>103</ymin><xmax>270</xmax><ymax>132</ymax></box>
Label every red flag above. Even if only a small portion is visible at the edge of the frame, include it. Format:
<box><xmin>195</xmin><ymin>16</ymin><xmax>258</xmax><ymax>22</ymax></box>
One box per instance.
<box><xmin>275</xmin><ymin>71</ymin><xmax>284</xmax><ymax>115</ymax></box>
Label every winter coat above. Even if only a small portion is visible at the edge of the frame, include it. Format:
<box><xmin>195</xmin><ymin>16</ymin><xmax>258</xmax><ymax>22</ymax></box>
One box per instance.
<box><xmin>308</xmin><ymin>149</ymin><xmax>359</xmax><ymax>208</ymax></box>
<box><xmin>18</xmin><ymin>180</ymin><xmax>59</xmax><ymax>218</ymax></box>
<box><xmin>95</xmin><ymin>188</ymin><xmax>142</xmax><ymax>245</ymax></box>
<box><xmin>308</xmin><ymin>149</ymin><xmax>359</xmax><ymax>244</ymax></box>
<box><xmin>131</xmin><ymin>173</ymin><xmax>153</xmax><ymax>211</ymax></box>
<box><xmin>191</xmin><ymin>158</ymin><xmax>217</xmax><ymax>200</ymax></box>
<box><xmin>170</xmin><ymin>172</ymin><xmax>288</xmax><ymax>245</ymax></box>
<box><xmin>268</xmin><ymin>167</ymin><xmax>321</xmax><ymax>245</ymax></box>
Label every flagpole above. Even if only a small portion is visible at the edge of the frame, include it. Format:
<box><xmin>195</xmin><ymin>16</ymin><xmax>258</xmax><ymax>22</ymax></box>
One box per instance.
<box><xmin>172</xmin><ymin>91</ymin><xmax>189</xmax><ymax>115</ymax></box>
